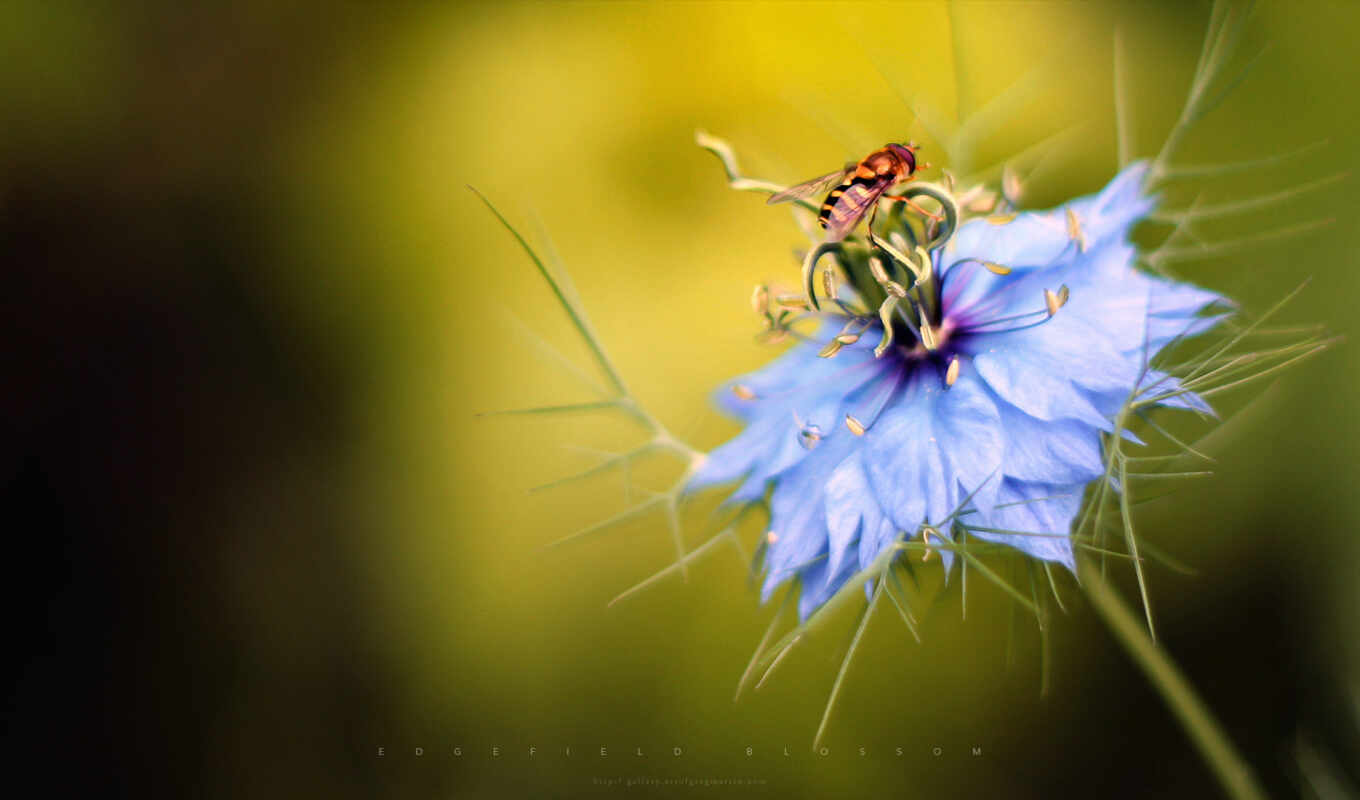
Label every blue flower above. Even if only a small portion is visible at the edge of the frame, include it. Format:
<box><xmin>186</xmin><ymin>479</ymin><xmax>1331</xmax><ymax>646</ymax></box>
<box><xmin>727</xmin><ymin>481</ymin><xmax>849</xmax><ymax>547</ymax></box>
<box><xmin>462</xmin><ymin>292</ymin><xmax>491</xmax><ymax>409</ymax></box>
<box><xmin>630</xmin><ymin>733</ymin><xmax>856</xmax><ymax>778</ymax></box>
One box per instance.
<box><xmin>689</xmin><ymin>162</ymin><xmax>1227</xmax><ymax>621</ymax></box>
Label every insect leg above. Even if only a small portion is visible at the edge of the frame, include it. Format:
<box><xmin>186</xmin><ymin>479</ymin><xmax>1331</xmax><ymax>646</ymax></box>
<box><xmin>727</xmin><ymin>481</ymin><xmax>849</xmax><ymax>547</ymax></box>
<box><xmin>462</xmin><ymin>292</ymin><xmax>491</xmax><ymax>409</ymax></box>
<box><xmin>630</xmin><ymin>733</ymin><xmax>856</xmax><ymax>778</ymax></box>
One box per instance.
<box><xmin>883</xmin><ymin>194</ymin><xmax>944</xmax><ymax>222</ymax></box>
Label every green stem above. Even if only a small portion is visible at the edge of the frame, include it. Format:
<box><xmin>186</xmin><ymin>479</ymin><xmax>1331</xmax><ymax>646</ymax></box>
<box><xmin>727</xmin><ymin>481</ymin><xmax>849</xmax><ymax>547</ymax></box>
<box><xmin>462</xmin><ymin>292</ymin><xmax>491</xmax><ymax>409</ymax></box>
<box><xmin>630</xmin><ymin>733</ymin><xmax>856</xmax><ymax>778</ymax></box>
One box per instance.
<box><xmin>1080</xmin><ymin>559</ymin><xmax>1266</xmax><ymax>800</ymax></box>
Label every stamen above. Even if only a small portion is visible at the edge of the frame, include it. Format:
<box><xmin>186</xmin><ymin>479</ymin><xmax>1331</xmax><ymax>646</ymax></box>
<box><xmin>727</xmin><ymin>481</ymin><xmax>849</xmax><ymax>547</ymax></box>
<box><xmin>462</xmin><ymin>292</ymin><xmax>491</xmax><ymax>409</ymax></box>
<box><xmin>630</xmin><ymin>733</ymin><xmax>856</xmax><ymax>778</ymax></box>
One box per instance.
<box><xmin>818</xmin><ymin>339</ymin><xmax>843</xmax><ymax>358</ymax></box>
<box><xmin>821</xmin><ymin>268</ymin><xmax>837</xmax><ymax>300</ymax></box>
<box><xmin>766</xmin><ymin>531</ymin><xmax>779</xmax><ymax>544</ymax></box>
<box><xmin>983</xmin><ymin>261</ymin><xmax>1011</xmax><ymax>275</ymax></box>
<box><xmin>1044</xmin><ymin>284</ymin><xmax>1070</xmax><ymax>317</ymax></box>
<box><xmin>1066</xmin><ymin>208</ymin><xmax>1087</xmax><ymax>251</ymax></box>
<box><xmin>920</xmin><ymin>526</ymin><xmax>937</xmax><ymax>562</ymax></box>
<box><xmin>919</xmin><ymin>321</ymin><xmax>939</xmax><ymax>351</ymax></box>
<box><xmin>1002</xmin><ymin>164</ymin><xmax>1022</xmax><ymax>205</ymax></box>
<box><xmin>845</xmin><ymin>367</ymin><xmax>904</xmax><ymax>435</ymax></box>
<box><xmin>986</xmin><ymin>212</ymin><xmax>1018</xmax><ymax>225</ymax></box>
<box><xmin>874</xmin><ymin>297</ymin><xmax>898</xmax><ymax>358</ymax></box>
<box><xmin>834</xmin><ymin>317</ymin><xmax>870</xmax><ymax>346</ymax></box>
<box><xmin>761</xmin><ymin>350</ymin><xmax>889</xmax><ymax>405</ymax></box>
<box><xmin>844</xmin><ymin>414</ymin><xmax>866</xmax><ymax>436</ymax></box>
<box><xmin>954</xmin><ymin>183</ymin><xmax>986</xmax><ymax>213</ymax></box>
<box><xmin>775</xmin><ymin>293</ymin><xmax>811</xmax><ymax>311</ymax></box>
<box><xmin>958</xmin><ymin>296</ymin><xmax>1068</xmax><ymax>335</ymax></box>
<box><xmin>732</xmin><ymin>383</ymin><xmax>757</xmax><ymax>400</ymax></box>
<box><xmin>869</xmin><ymin>256</ymin><xmax>892</xmax><ymax>285</ymax></box>
<box><xmin>945</xmin><ymin>356</ymin><xmax>960</xmax><ymax>387</ymax></box>
<box><xmin>751</xmin><ymin>284</ymin><xmax>769</xmax><ymax>316</ymax></box>
<box><xmin>959</xmin><ymin>308</ymin><xmax>1047</xmax><ymax>333</ymax></box>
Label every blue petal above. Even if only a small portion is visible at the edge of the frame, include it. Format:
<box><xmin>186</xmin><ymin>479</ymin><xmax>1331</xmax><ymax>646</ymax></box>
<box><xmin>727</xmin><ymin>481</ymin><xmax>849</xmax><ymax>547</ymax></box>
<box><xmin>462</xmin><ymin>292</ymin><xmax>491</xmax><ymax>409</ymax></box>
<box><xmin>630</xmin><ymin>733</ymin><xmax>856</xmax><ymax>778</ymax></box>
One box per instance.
<box><xmin>943</xmin><ymin>161</ymin><xmax>1153</xmax><ymax>283</ymax></box>
<box><xmin>992</xmin><ymin>394</ymin><xmax>1106</xmax><ymax>484</ymax></box>
<box><xmin>688</xmin><ymin>341</ymin><xmax>890</xmax><ymax>494</ymax></box>
<box><xmin>967</xmin><ymin>479</ymin><xmax>1082</xmax><ymax>572</ymax></box>
<box><xmin>863</xmin><ymin>368</ymin><xmax>1004</xmax><ymax>533</ymax></box>
<box><xmin>759</xmin><ymin>433</ymin><xmax>857</xmax><ymax>601</ymax></box>
<box><xmin>1137</xmin><ymin>369</ymin><xmax>1215</xmax><ymax>416</ymax></box>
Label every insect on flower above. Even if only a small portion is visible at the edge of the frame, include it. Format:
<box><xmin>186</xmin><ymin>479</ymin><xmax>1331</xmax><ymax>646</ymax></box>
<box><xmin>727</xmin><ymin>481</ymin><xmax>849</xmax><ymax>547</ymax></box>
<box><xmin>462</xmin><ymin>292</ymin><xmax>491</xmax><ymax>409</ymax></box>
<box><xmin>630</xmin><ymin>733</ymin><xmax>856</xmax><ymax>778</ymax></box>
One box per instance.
<box><xmin>693</xmin><ymin>159</ymin><xmax>1231</xmax><ymax>620</ymax></box>
<box><xmin>767</xmin><ymin>143</ymin><xmax>937</xmax><ymax>241</ymax></box>
<box><xmin>478</xmin><ymin>4</ymin><xmax>1337</xmax><ymax>784</ymax></box>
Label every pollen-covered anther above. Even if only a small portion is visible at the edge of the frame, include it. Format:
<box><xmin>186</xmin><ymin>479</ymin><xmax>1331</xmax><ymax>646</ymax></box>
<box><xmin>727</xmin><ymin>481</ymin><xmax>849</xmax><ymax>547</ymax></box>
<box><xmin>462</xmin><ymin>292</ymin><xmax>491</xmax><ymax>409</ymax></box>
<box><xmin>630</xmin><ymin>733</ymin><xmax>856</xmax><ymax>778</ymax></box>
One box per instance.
<box><xmin>983</xmin><ymin>261</ymin><xmax>1011</xmax><ymax>275</ymax></box>
<box><xmin>817</xmin><ymin>339</ymin><xmax>843</xmax><ymax>359</ymax></box>
<box><xmin>1001</xmin><ymin>164</ymin><xmax>1023</xmax><ymax>204</ymax></box>
<box><xmin>821</xmin><ymin>268</ymin><xmax>838</xmax><ymax>300</ymax></box>
<box><xmin>775</xmin><ymin>294</ymin><xmax>810</xmax><ymax>311</ymax></box>
<box><xmin>751</xmin><ymin>284</ymin><xmax>769</xmax><ymax>316</ymax></box>
<box><xmin>986</xmin><ymin>212</ymin><xmax>1018</xmax><ymax>225</ymax></box>
<box><xmin>1066</xmin><ymin>208</ymin><xmax>1087</xmax><ymax>251</ymax></box>
<box><xmin>1044</xmin><ymin>284</ymin><xmax>1071</xmax><ymax>317</ymax></box>
<box><xmin>835</xmin><ymin>333</ymin><xmax>860</xmax><ymax>345</ymax></box>
<box><xmin>919</xmin><ymin>321</ymin><xmax>939</xmax><ymax>351</ymax></box>
<box><xmin>945</xmin><ymin>356</ymin><xmax>960</xmax><ymax>387</ymax></box>
<box><xmin>844</xmin><ymin>414</ymin><xmax>866</xmax><ymax>436</ymax></box>
<box><xmin>963</xmin><ymin>187</ymin><xmax>998</xmax><ymax>215</ymax></box>
<box><xmin>731</xmin><ymin>383</ymin><xmax>756</xmax><ymax>401</ymax></box>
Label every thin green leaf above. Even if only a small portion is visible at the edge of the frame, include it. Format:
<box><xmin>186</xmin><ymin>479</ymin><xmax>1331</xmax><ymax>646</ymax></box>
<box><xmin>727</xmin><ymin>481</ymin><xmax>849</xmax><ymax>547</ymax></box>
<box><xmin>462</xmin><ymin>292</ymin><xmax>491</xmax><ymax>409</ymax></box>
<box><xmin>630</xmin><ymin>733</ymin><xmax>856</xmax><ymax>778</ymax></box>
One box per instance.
<box><xmin>812</xmin><ymin>579</ymin><xmax>881</xmax><ymax>752</ymax></box>
<box><xmin>470</xmin><ymin>186</ymin><xmax>628</xmax><ymax>395</ymax></box>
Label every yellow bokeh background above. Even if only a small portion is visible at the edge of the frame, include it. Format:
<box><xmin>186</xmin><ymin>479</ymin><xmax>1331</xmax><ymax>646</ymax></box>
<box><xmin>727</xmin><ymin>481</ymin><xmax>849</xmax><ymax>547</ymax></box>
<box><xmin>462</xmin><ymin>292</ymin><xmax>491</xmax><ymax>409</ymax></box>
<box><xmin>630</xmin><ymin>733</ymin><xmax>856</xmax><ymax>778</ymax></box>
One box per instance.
<box><xmin>272</xmin><ymin>2</ymin><xmax>1359</xmax><ymax>796</ymax></box>
<box><xmin>7</xmin><ymin>1</ymin><xmax>1358</xmax><ymax>796</ymax></box>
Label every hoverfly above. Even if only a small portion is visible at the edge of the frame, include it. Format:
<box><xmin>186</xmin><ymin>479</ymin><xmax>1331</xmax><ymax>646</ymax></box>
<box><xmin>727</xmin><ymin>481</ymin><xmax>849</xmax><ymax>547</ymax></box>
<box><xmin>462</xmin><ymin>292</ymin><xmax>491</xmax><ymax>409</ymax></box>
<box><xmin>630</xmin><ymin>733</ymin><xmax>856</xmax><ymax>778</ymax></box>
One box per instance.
<box><xmin>768</xmin><ymin>143</ymin><xmax>932</xmax><ymax>242</ymax></box>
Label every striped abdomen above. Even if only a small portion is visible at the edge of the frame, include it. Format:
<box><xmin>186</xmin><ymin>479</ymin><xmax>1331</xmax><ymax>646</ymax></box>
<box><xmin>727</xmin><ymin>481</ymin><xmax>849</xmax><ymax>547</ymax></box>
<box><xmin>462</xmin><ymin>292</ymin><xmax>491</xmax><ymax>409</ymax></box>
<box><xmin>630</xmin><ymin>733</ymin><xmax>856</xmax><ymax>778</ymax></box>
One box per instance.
<box><xmin>817</xmin><ymin>172</ymin><xmax>890</xmax><ymax>241</ymax></box>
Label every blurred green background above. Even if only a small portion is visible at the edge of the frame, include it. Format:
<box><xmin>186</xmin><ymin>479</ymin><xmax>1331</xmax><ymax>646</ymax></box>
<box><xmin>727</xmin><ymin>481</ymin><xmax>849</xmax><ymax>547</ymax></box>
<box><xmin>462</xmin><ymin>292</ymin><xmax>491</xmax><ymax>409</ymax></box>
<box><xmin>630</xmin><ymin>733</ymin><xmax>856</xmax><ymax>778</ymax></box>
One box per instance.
<box><xmin>4</xmin><ymin>1</ymin><xmax>1359</xmax><ymax>797</ymax></box>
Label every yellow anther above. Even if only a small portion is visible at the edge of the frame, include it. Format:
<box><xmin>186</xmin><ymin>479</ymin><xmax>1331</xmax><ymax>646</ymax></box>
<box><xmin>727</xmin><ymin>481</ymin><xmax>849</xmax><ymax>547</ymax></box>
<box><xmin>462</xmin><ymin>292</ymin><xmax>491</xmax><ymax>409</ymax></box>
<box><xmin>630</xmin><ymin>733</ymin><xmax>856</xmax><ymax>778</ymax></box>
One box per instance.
<box><xmin>986</xmin><ymin>212</ymin><xmax>1018</xmax><ymax>225</ymax></box>
<box><xmin>983</xmin><ymin>261</ymin><xmax>1011</xmax><ymax>275</ymax></box>
<box><xmin>751</xmin><ymin>284</ymin><xmax>769</xmax><ymax>315</ymax></box>
<box><xmin>945</xmin><ymin>356</ymin><xmax>960</xmax><ymax>387</ymax></box>
<box><xmin>766</xmin><ymin>531</ymin><xmax>779</xmax><ymax>544</ymax></box>
<box><xmin>732</xmin><ymin>384</ymin><xmax>756</xmax><ymax>400</ymax></box>
<box><xmin>821</xmin><ymin>268</ymin><xmax>837</xmax><ymax>300</ymax></box>
<box><xmin>964</xmin><ymin>188</ymin><xmax>998</xmax><ymax>214</ymax></box>
<box><xmin>818</xmin><ymin>339</ymin><xmax>843</xmax><ymax>358</ymax></box>
<box><xmin>836</xmin><ymin>333</ymin><xmax>860</xmax><ymax>345</ymax></box>
<box><xmin>919</xmin><ymin>321</ymin><xmax>939</xmax><ymax>351</ymax></box>
<box><xmin>1044</xmin><ymin>284</ymin><xmax>1071</xmax><ymax>317</ymax></box>
<box><xmin>1066</xmin><ymin>208</ymin><xmax>1087</xmax><ymax>251</ymax></box>
<box><xmin>844</xmin><ymin>414</ymin><xmax>866</xmax><ymax>436</ymax></box>
<box><xmin>1002</xmin><ymin>164</ymin><xmax>1023</xmax><ymax>203</ymax></box>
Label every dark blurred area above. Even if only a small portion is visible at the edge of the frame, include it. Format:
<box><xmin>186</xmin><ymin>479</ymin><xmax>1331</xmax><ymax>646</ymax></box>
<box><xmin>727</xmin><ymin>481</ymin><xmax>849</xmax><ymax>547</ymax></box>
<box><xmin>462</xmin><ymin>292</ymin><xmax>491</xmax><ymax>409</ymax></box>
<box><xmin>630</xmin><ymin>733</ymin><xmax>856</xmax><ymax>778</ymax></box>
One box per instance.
<box><xmin>1</xmin><ymin>4</ymin><xmax>387</xmax><ymax>796</ymax></box>
<box><xmin>2</xmin><ymin>2</ymin><xmax>1358</xmax><ymax>798</ymax></box>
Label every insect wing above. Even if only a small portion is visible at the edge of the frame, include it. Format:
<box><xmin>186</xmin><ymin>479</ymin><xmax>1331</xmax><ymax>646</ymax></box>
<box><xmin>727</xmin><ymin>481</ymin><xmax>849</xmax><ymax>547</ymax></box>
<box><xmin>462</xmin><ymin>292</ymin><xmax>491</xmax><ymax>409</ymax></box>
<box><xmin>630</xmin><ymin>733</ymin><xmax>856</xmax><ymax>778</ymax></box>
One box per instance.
<box><xmin>767</xmin><ymin>164</ymin><xmax>855</xmax><ymax>205</ymax></box>
<box><xmin>821</xmin><ymin>177</ymin><xmax>889</xmax><ymax>241</ymax></box>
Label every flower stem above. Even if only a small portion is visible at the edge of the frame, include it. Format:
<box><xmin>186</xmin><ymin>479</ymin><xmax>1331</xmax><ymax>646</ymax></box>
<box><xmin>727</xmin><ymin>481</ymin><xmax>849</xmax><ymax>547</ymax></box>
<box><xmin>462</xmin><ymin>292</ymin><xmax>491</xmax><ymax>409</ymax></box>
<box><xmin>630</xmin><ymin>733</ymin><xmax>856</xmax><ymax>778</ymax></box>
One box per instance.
<box><xmin>1079</xmin><ymin>559</ymin><xmax>1266</xmax><ymax>800</ymax></box>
